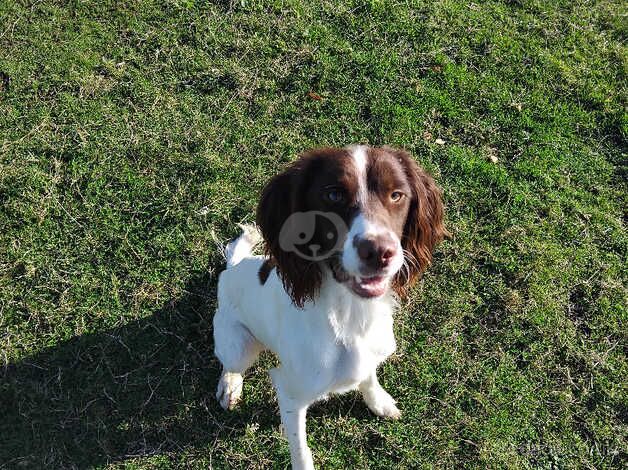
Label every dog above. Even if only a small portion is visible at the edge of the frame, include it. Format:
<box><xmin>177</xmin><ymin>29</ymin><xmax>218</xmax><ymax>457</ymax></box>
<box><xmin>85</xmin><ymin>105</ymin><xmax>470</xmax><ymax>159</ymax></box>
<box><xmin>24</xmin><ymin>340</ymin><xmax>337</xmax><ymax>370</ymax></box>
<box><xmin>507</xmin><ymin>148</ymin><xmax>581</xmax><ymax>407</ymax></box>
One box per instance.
<box><xmin>213</xmin><ymin>145</ymin><xmax>447</xmax><ymax>469</ymax></box>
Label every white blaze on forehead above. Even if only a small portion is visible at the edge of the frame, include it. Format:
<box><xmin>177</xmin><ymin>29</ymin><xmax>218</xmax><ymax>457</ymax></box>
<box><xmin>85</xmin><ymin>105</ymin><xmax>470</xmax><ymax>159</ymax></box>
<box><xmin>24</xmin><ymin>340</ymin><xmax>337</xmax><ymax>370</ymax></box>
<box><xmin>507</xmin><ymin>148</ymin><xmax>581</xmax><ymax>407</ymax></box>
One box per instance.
<box><xmin>349</xmin><ymin>145</ymin><xmax>368</xmax><ymax>207</ymax></box>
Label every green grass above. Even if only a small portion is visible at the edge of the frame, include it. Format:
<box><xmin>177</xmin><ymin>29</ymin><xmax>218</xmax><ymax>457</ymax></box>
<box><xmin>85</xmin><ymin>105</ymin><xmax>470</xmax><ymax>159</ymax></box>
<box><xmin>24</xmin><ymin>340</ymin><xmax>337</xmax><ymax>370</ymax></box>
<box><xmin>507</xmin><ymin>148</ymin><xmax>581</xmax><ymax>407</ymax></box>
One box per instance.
<box><xmin>1</xmin><ymin>0</ymin><xmax>626</xmax><ymax>468</ymax></box>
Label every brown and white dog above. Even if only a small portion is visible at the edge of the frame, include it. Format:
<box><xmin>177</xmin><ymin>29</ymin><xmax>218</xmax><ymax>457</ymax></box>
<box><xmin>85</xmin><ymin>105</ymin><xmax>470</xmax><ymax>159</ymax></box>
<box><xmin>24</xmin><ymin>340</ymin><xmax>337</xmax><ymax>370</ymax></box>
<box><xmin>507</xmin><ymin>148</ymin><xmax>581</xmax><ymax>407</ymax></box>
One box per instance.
<box><xmin>213</xmin><ymin>146</ymin><xmax>446</xmax><ymax>469</ymax></box>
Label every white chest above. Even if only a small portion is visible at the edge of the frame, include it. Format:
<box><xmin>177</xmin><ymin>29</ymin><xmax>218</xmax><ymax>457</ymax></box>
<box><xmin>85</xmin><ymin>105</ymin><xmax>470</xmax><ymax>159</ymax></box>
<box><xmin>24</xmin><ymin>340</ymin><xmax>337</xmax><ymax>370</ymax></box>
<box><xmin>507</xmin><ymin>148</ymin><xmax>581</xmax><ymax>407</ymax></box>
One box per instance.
<box><xmin>329</xmin><ymin>318</ymin><xmax>396</xmax><ymax>393</ymax></box>
<box><xmin>276</xmin><ymin>280</ymin><xmax>397</xmax><ymax>398</ymax></box>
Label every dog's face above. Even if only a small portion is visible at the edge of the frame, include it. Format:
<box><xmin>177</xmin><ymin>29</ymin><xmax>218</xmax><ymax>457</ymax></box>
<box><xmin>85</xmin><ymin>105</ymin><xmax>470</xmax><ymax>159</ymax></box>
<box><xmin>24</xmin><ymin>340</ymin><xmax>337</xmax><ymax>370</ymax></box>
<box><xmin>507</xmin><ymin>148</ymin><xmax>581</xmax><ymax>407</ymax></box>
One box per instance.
<box><xmin>257</xmin><ymin>146</ymin><xmax>447</xmax><ymax>306</ymax></box>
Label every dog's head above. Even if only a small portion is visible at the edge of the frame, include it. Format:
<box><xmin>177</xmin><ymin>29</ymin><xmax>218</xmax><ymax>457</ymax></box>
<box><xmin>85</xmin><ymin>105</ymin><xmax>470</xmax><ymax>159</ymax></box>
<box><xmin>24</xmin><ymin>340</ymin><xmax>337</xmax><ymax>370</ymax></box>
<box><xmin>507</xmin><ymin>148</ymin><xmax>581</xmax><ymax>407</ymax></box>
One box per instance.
<box><xmin>256</xmin><ymin>146</ymin><xmax>447</xmax><ymax>307</ymax></box>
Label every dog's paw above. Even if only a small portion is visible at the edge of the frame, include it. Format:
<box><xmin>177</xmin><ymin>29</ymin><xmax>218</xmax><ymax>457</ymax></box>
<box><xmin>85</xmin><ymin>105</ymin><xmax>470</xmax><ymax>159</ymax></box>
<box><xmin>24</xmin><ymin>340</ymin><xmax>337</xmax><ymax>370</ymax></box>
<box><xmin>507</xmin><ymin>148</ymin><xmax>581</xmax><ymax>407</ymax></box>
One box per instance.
<box><xmin>216</xmin><ymin>371</ymin><xmax>243</xmax><ymax>410</ymax></box>
<box><xmin>364</xmin><ymin>390</ymin><xmax>401</xmax><ymax>419</ymax></box>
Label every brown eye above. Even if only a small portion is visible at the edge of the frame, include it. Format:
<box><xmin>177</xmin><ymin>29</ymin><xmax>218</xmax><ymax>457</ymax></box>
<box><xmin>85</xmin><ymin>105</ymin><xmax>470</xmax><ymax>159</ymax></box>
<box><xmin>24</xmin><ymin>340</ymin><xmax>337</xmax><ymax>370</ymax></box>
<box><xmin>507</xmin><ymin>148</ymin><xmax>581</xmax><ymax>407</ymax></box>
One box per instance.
<box><xmin>390</xmin><ymin>191</ymin><xmax>404</xmax><ymax>202</ymax></box>
<box><xmin>324</xmin><ymin>188</ymin><xmax>345</xmax><ymax>203</ymax></box>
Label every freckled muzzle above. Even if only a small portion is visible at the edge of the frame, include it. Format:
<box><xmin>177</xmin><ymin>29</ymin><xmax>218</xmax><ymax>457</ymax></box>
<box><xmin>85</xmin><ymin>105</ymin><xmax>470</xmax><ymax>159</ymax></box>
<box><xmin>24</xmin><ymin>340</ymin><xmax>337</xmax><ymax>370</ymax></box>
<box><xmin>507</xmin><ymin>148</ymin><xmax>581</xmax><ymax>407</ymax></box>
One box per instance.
<box><xmin>339</xmin><ymin>214</ymin><xmax>405</xmax><ymax>299</ymax></box>
<box><xmin>345</xmin><ymin>233</ymin><xmax>400</xmax><ymax>298</ymax></box>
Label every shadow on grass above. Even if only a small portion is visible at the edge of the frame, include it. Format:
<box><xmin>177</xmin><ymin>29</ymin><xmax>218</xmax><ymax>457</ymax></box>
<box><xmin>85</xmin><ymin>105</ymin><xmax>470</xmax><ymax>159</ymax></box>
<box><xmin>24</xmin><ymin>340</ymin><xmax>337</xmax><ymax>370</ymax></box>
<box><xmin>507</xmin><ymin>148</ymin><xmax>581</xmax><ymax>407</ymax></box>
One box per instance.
<box><xmin>0</xmin><ymin>270</ymin><xmax>279</xmax><ymax>468</ymax></box>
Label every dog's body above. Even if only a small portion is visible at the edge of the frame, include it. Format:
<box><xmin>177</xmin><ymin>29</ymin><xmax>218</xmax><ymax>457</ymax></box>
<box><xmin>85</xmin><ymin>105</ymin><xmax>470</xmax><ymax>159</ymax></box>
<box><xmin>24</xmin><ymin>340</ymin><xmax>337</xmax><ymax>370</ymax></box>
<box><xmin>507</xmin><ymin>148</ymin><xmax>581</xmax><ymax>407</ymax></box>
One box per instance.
<box><xmin>214</xmin><ymin>146</ymin><xmax>446</xmax><ymax>469</ymax></box>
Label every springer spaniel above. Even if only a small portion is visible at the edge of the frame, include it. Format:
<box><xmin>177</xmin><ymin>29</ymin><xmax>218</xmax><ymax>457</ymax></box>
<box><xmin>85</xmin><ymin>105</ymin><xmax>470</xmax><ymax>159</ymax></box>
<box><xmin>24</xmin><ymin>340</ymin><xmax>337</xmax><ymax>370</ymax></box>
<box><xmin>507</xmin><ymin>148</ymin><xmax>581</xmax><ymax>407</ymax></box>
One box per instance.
<box><xmin>213</xmin><ymin>145</ymin><xmax>446</xmax><ymax>469</ymax></box>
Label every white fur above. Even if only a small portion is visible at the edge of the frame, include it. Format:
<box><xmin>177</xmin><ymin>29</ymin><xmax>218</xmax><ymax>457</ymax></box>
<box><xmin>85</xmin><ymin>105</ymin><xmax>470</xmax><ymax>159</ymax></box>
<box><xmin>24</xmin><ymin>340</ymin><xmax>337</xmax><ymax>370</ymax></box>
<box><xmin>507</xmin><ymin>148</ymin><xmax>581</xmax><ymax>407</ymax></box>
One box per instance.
<box><xmin>225</xmin><ymin>223</ymin><xmax>262</xmax><ymax>267</ymax></box>
<box><xmin>349</xmin><ymin>145</ymin><xmax>368</xmax><ymax>207</ymax></box>
<box><xmin>214</xmin><ymin>228</ymin><xmax>399</xmax><ymax>470</ymax></box>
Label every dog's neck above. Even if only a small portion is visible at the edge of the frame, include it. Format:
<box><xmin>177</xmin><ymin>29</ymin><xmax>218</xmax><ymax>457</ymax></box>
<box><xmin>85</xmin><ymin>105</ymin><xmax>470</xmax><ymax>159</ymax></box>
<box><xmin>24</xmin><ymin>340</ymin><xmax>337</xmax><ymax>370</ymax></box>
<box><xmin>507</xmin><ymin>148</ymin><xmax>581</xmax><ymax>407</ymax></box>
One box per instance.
<box><xmin>317</xmin><ymin>262</ymin><xmax>395</xmax><ymax>345</ymax></box>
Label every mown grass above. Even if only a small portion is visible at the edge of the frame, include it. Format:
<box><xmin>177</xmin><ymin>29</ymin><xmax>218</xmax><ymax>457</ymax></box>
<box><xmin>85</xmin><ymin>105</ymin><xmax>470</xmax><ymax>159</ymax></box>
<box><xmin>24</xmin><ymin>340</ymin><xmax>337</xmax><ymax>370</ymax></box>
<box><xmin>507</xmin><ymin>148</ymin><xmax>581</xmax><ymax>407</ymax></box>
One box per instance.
<box><xmin>0</xmin><ymin>0</ymin><xmax>626</xmax><ymax>468</ymax></box>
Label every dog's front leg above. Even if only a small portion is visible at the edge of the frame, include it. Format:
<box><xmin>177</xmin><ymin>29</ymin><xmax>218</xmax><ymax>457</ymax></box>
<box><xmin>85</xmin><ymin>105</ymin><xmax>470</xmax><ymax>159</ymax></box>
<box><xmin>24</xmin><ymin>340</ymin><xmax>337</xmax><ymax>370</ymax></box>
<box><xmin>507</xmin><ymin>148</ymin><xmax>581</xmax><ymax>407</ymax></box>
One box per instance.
<box><xmin>279</xmin><ymin>399</ymin><xmax>313</xmax><ymax>470</ymax></box>
<box><xmin>359</xmin><ymin>370</ymin><xmax>401</xmax><ymax>419</ymax></box>
<box><xmin>270</xmin><ymin>368</ymin><xmax>314</xmax><ymax>470</ymax></box>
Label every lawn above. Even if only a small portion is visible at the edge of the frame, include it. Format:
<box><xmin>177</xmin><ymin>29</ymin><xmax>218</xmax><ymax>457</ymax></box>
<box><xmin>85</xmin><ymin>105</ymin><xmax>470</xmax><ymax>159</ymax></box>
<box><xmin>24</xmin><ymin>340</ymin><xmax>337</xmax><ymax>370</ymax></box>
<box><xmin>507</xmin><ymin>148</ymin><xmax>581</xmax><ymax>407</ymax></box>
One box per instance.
<box><xmin>0</xmin><ymin>0</ymin><xmax>626</xmax><ymax>468</ymax></box>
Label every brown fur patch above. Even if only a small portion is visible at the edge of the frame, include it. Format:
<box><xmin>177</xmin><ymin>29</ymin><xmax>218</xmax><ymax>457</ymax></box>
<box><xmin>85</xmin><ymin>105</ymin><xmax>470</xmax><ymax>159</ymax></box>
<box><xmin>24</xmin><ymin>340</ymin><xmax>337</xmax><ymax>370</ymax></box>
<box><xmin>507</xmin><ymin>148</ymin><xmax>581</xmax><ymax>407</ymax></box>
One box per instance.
<box><xmin>258</xmin><ymin>259</ymin><xmax>276</xmax><ymax>285</ymax></box>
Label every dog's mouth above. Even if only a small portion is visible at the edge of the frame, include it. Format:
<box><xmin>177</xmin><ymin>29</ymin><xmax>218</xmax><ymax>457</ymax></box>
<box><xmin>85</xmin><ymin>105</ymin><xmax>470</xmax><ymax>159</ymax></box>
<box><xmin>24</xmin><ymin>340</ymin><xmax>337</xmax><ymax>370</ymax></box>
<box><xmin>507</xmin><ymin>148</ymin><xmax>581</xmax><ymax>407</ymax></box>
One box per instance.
<box><xmin>349</xmin><ymin>275</ymin><xmax>389</xmax><ymax>298</ymax></box>
<box><xmin>329</xmin><ymin>258</ymin><xmax>390</xmax><ymax>299</ymax></box>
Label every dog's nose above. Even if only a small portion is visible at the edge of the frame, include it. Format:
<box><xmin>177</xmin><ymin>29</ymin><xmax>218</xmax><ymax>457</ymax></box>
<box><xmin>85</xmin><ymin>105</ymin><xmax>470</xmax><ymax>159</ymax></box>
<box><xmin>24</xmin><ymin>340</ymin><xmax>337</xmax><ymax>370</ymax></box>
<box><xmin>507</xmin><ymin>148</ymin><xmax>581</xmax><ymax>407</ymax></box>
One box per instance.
<box><xmin>355</xmin><ymin>236</ymin><xmax>397</xmax><ymax>269</ymax></box>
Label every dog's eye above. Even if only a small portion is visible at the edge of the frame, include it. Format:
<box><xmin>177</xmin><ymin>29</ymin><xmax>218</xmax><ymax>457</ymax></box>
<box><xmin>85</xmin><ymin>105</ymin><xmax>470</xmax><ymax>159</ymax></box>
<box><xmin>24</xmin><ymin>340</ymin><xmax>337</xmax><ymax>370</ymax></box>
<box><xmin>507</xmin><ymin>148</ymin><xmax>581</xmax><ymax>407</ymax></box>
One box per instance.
<box><xmin>324</xmin><ymin>188</ymin><xmax>345</xmax><ymax>203</ymax></box>
<box><xmin>390</xmin><ymin>191</ymin><xmax>404</xmax><ymax>202</ymax></box>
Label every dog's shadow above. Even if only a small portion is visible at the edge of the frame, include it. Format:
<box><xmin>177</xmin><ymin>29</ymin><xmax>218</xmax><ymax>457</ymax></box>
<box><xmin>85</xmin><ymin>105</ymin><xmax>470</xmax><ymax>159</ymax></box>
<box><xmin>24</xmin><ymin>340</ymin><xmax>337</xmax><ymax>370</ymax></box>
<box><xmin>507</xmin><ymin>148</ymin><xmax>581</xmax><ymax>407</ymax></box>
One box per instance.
<box><xmin>1</xmin><ymin>266</ymin><xmax>379</xmax><ymax>468</ymax></box>
<box><xmin>0</xmin><ymin>267</ymin><xmax>284</xmax><ymax>468</ymax></box>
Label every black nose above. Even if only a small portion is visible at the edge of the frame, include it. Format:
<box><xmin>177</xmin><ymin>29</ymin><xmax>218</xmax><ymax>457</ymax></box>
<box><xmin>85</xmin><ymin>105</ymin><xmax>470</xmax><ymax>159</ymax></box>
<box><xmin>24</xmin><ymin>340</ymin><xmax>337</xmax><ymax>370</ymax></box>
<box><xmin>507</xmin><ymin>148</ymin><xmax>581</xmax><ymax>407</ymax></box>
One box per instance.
<box><xmin>355</xmin><ymin>236</ymin><xmax>397</xmax><ymax>269</ymax></box>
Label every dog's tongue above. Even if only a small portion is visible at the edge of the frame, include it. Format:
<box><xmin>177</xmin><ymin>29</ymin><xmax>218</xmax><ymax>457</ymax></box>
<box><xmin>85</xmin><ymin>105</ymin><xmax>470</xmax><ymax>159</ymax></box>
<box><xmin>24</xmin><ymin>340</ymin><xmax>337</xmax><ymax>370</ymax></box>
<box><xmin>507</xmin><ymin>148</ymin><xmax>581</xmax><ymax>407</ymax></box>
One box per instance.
<box><xmin>351</xmin><ymin>276</ymin><xmax>388</xmax><ymax>298</ymax></box>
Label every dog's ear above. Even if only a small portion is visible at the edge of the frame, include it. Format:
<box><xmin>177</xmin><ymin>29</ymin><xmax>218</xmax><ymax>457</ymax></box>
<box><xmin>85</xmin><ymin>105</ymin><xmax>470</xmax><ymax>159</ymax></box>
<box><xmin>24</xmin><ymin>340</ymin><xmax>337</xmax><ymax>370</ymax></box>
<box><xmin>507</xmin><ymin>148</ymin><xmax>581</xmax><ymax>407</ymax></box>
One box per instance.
<box><xmin>256</xmin><ymin>158</ymin><xmax>322</xmax><ymax>308</ymax></box>
<box><xmin>390</xmin><ymin>148</ymin><xmax>448</xmax><ymax>297</ymax></box>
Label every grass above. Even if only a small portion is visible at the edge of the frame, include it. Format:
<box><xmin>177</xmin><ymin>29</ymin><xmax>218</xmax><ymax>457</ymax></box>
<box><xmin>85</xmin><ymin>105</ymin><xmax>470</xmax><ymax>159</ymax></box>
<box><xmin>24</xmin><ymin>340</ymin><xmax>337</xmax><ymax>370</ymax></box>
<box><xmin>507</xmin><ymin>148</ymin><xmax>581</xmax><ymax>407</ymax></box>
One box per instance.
<box><xmin>0</xmin><ymin>0</ymin><xmax>626</xmax><ymax>468</ymax></box>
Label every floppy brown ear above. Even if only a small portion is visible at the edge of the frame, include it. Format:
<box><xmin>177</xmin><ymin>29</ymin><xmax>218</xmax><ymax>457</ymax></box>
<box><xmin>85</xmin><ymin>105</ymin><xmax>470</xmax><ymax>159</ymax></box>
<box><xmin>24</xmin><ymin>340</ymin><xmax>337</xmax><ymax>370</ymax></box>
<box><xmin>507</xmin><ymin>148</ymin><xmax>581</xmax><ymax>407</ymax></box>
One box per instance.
<box><xmin>391</xmin><ymin>149</ymin><xmax>448</xmax><ymax>297</ymax></box>
<box><xmin>256</xmin><ymin>159</ymin><xmax>322</xmax><ymax>308</ymax></box>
